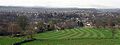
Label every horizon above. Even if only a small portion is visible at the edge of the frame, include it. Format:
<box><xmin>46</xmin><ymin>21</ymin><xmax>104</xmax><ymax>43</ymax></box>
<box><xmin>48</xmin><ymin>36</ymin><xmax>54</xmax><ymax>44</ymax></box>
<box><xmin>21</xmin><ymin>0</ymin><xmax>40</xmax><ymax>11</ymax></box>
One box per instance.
<box><xmin>0</xmin><ymin>6</ymin><xmax>120</xmax><ymax>9</ymax></box>
<box><xmin>0</xmin><ymin>0</ymin><xmax>120</xmax><ymax>8</ymax></box>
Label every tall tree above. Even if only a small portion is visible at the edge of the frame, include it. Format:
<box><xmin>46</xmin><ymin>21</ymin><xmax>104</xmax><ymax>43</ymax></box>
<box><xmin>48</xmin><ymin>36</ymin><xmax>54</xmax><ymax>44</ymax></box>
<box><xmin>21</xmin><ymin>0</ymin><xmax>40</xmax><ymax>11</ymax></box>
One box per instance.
<box><xmin>16</xmin><ymin>16</ymin><xmax>28</xmax><ymax>32</ymax></box>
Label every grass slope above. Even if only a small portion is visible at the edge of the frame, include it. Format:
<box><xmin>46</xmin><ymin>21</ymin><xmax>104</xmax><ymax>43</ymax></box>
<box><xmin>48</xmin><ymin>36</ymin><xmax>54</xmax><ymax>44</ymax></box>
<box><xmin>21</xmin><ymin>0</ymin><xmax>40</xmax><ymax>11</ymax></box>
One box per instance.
<box><xmin>0</xmin><ymin>36</ymin><xmax>24</xmax><ymax>45</ymax></box>
<box><xmin>22</xmin><ymin>39</ymin><xmax>119</xmax><ymax>45</ymax></box>
<box><xmin>35</xmin><ymin>28</ymin><xmax>113</xmax><ymax>39</ymax></box>
<box><xmin>0</xmin><ymin>28</ymin><xmax>120</xmax><ymax>45</ymax></box>
<box><xmin>22</xmin><ymin>28</ymin><xmax>120</xmax><ymax>45</ymax></box>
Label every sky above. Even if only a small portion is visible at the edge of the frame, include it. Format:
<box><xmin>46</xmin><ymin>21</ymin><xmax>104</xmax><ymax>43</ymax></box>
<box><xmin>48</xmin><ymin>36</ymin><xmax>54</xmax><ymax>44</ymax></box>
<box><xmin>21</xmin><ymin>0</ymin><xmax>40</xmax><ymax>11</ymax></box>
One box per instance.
<box><xmin>0</xmin><ymin>0</ymin><xmax>120</xmax><ymax>8</ymax></box>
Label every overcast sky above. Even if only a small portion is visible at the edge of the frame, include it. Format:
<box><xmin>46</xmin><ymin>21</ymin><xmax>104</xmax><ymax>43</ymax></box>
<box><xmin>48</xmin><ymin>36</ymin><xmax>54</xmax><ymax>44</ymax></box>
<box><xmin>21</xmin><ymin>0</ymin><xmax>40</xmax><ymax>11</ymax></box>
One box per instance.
<box><xmin>0</xmin><ymin>0</ymin><xmax>120</xmax><ymax>8</ymax></box>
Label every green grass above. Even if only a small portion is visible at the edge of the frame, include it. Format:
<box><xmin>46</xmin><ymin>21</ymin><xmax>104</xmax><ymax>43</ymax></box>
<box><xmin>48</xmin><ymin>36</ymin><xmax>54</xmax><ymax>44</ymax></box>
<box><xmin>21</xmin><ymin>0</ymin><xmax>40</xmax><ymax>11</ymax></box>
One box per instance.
<box><xmin>35</xmin><ymin>28</ymin><xmax>114</xmax><ymax>39</ymax></box>
<box><xmin>22</xmin><ymin>39</ymin><xmax>120</xmax><ymax>45</ymax></box>
<box><xmin>0</xmin><ymin>28</ymin><xmax>120</xmax><ymax>45</ymax></box>
<box><xmin>0</xmin><ymin>36</ymin><xmax>24</xmax><ymax>45</ymax></box>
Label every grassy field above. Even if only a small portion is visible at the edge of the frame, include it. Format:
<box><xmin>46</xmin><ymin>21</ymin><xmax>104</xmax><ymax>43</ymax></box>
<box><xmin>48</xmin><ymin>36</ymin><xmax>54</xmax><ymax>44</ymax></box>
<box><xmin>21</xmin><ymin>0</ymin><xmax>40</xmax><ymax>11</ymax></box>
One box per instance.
<box><xmin>0</xmin><ymin>28</ymin><xmax>120</xmax><ymax>45</ymax></box>
<box><xmin>0</xmin><ymin>36</ymin><xmax>24</xmax><ymax>45</ymax></box>
<box><xmin>22</xmin><ymin>39</ymin><xmax>120</xmax><ymax>45</ymax></box>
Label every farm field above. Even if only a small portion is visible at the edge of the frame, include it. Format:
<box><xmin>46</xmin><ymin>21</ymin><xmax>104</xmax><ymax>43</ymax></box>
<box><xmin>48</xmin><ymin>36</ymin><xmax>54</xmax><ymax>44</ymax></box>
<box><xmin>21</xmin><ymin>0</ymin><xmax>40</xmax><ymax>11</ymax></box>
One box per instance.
<box><xmin>0</xmin><ymin>28</ymin><xmax>120</xmax><ymax>45</ymax></box>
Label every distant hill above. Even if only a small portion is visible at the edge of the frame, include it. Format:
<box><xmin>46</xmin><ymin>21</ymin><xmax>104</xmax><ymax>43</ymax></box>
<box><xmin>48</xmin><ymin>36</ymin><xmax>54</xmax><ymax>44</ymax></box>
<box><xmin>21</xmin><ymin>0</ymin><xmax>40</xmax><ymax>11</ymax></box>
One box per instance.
<box><xmin>96</xmin><ymin>9</ymin><xmax>120</xmax><ymax>12</ymax></box>
<box><xmin>0</xmin><ymin>6</ymin><xmax>120</xmax><ymax>13</ymax></box>
<box><xmin>0</xmin><ymin>6</ymin><xmax>96</xmax><ymax>12</ymax></box>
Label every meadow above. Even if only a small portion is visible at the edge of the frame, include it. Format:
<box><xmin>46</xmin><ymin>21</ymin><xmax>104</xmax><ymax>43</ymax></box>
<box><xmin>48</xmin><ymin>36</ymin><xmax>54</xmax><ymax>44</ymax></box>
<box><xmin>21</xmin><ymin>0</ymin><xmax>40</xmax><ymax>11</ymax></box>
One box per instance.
<box><xmin>0</xmin><ymin>28</ymin><xmax>120</xmax><ymax>45</ymax></box>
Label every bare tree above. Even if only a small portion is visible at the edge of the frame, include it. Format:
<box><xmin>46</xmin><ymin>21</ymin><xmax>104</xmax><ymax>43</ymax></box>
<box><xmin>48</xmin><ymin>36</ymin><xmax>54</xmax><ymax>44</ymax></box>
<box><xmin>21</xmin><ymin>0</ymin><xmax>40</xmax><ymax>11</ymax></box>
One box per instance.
<box><xmin>25</xmin><ymin>23</ymin><xmax>36</xmax><ymax>39</ymax></box>
<box><xmin>7</xmin><ymin>22</ymin><xmax>21</xmax><ymax>37</ymax></box>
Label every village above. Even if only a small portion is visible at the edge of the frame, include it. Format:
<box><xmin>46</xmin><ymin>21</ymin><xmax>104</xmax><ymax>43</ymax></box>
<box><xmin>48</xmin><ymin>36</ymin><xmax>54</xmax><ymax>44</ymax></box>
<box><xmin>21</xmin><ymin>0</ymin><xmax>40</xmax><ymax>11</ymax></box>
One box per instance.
<box><xmin>0</xmin><ymin>6</ymin><xmax>120</xmax><ymax>45</ymax></box>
